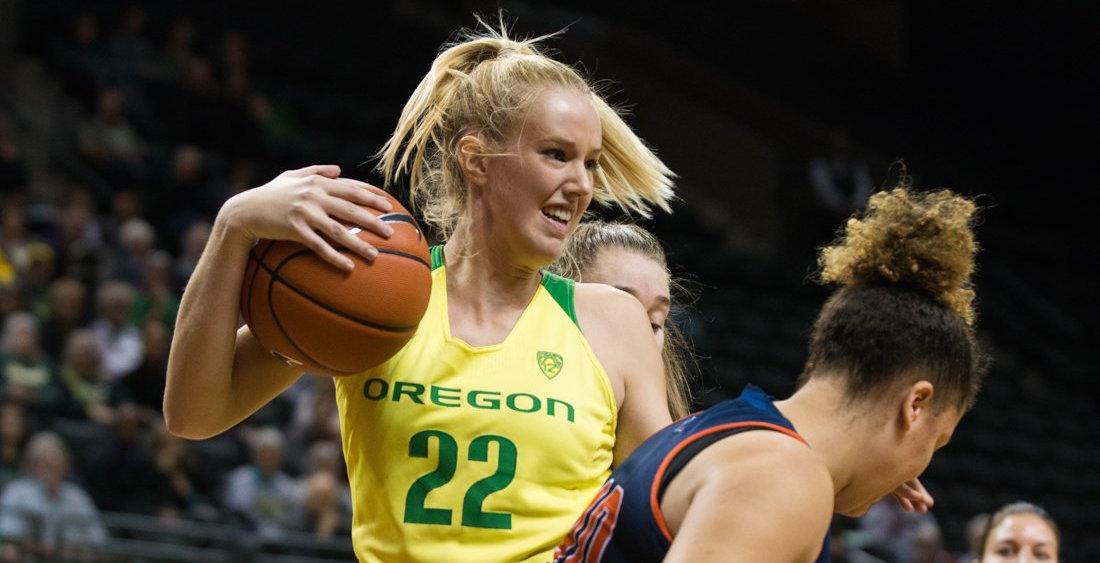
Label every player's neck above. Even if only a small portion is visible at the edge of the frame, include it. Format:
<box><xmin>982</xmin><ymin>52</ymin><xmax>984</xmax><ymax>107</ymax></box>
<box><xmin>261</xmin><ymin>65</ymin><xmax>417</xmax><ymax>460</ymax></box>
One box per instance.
<box><xmin>774</xmin><ymin>377</ymin><xmax>867</xmax><ymax>500</ymax></box>
<box><xmin>443</xmin><ymin>226</ymin><xmax>544</xmax><ymax>317</ymax></box>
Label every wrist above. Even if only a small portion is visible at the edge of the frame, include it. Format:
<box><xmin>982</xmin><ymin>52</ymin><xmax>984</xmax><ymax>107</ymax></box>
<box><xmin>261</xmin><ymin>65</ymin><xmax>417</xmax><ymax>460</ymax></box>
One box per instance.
<box><xmin>215</xmin><ymin>195</ymin><xmax>257</xmax><ymax>246</ymax></box>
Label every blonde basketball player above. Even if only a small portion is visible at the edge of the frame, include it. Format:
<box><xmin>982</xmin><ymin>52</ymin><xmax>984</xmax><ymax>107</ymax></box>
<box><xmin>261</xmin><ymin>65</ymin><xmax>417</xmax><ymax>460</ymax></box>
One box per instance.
<box><xmin>164</xmin><ymin>24</ymin><xmax>675</xmax><ymax>562</ymax></box>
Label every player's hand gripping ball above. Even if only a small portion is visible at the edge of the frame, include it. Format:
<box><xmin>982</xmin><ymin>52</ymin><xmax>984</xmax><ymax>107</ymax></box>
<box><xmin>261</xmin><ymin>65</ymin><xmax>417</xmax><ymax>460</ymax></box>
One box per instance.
<box><xmin>241</xmin><ymin>187</ymin><xmax>431</xmax><ymax>375</ymax></box>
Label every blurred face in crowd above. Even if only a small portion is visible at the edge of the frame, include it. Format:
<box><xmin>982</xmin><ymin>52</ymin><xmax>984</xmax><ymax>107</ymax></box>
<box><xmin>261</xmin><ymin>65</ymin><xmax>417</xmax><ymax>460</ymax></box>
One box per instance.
<box><xmin>6</xmin><ymin>321</ymin><xmax>39</xmax><ymax>359</ymax></box>
<box><xmin>64</xmin><ymin>332</ymin><xmax>102</xmax><ymax>379</ymax></box>
<box><xmin>51</xmin><ymin>279</ymin><xmax>87</xmax><ymax>324</ymax></box>
<box><xmin>142</xmin><ymin>321</ymin><xmax>169</xmax><ymax>362</ymax></box>
<box><xmin>100</xmin><ymin>288</ymin><xmax>134</xmax><ymax>327</ymax></box>
<box><xmin>581</xmin><ymin>247</ymin><xmax>671</xmax><ymax>347</ymax></box>
<box><xmin>255</xmin><ymin>441</ymin><xmax>283</xmax><ymax>476</ymax></box>
<box><xmin>0</xmin><ymin>403</ymin><xmax>26</xmax><ymax>444</ymax></box>
<box><xmin>981</xmin><ymin>513</ymin><xmax>1058</xmax><ymax>562</ymax></box>
<box><xmin>32</xmin><ymin>443</ymin><xmax>68</xmax><ymax>494</ymax></box>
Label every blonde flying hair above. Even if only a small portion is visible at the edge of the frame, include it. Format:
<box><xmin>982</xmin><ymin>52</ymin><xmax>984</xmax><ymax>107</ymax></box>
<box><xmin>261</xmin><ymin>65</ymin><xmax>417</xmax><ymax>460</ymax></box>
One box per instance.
<box><xmin>377</xmin><ymin>20</ymin><xmax>675</xmax><ymax>237</ymax></box>
<box><xmin>550</xmin><ymin>221</ymin><xmax>695</xmax><ymax>420</ymax></box>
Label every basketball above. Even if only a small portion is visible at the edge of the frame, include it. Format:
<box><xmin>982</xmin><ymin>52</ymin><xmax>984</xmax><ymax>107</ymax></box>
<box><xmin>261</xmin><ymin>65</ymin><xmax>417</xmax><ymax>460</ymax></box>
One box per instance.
<box><xmin>240</xmin><ymin>187</ymin><xmax>431</xmax><ymax>375</ymax></box>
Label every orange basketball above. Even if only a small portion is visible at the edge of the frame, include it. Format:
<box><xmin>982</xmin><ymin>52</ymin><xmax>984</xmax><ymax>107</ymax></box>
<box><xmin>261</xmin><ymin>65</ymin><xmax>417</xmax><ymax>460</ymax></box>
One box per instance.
<box><xmin>240</xmin><ymin>187</ymin><xmax>431</xmax><ymax>376</ymax></box>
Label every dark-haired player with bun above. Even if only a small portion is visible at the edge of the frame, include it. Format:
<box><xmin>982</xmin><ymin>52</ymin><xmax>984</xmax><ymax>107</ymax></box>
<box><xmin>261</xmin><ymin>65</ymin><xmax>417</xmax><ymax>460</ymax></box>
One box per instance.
<box><xmin>556</xmin><ymin>188</ymin><xmax>989</xmax><ymax>562</ymax></box>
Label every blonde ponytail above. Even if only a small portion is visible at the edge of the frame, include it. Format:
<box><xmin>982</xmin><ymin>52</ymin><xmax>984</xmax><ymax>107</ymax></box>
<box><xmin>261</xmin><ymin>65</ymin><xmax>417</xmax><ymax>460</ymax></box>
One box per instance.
<box><xmin>377</xmin><ymin>21</ymin><xmax>674</xmax><ymax>237</ymax></box>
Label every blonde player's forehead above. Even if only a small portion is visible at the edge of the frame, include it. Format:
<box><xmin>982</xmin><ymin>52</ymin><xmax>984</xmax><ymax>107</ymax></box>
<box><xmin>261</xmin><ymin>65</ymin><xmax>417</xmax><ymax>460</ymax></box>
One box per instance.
<box><xmin>518</xmin><ymin>88</ymin><xmax>600</xmax><ymax>154</ymax></box>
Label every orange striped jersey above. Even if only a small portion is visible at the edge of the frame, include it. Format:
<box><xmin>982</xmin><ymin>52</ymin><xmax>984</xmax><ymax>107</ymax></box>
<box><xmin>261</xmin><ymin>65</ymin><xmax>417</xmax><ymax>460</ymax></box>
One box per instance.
<box><xmin>334</xmin><ymin>246</ymin><xmax>618</xmax><ymax>562</ymax></box>
<box><xmin>554</xmin><ymin>385</ymin><xmax>829</xmax><ymax>562</ymax></box>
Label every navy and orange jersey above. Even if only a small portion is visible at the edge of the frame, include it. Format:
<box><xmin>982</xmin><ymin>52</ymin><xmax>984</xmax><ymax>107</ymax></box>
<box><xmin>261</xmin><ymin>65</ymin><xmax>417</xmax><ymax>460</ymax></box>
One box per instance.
<box><xmin>554</xmin><ymin>385</ymin><xmax>830</xmax><ymax>563</ymax></box>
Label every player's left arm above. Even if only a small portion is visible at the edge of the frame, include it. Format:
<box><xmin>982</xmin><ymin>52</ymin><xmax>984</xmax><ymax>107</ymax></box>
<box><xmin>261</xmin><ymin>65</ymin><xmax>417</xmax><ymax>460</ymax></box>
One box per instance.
<box><xmin>575</xmin><ymin>283</ymin><xmax>672</xmax><ymax>465</ymax></box>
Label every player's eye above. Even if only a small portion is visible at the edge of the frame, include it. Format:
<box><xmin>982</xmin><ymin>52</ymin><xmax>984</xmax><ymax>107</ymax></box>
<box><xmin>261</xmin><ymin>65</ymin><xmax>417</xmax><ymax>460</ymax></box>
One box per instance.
<box><xmin>584</xmin><ymin>159</ymin><xmax>600</xmax><ymax>171</ymax></box>
<box><xmin>543</xmin><ymin>149</ymin><xmax>566</xmax><ymax>161</ymax></box>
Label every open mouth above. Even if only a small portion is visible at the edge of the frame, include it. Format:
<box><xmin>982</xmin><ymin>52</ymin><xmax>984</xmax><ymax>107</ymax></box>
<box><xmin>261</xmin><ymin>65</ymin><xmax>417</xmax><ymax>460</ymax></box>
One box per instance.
<box><xmin>541</xmin><ymin>206</ymin><xmax>572</xmax><ymax>227</ymax></box>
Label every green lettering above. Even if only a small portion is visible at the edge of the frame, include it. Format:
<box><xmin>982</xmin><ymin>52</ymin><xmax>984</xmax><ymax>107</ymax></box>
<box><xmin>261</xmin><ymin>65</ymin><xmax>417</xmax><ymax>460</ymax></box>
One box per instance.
<box><xmin>547</xmin><ymin>398</ymin><xmax>575</xmax><ymax>423</ymax></box>
<box><xmin>506</xmin><ymin>393</ymin><xmax>541</xmax><ymax>414</ymax></box>
<box><xmin>431</xmin><ymin>385</ymin><xmax>461</xmax><ymax>407</ymax></box>
<box><xmin>363</xmin><ymin>378</ymin><xmax>389</xmax><ymax>400</ymax></box>
<box><xmin>393</xmin><ymin>381</ymin><xmax>426</xmax><ymax>404</ymax></box>
<box><xmin>468</xmin><ymin>390</ymin><xmax>501</xmax><ymax>410</ymax></box>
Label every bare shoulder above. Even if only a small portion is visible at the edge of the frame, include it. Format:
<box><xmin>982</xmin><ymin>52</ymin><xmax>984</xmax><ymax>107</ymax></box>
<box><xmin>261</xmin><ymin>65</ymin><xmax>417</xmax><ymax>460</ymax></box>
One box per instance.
<box><xmin>573</xmin><ymin>282</ymin><xmax>646</xmax><ymax>328</ymax></box>
<box><xmin>663</xmin><ymin>430</ymin><xmax>834</xmax><ymax>562</ymax></box>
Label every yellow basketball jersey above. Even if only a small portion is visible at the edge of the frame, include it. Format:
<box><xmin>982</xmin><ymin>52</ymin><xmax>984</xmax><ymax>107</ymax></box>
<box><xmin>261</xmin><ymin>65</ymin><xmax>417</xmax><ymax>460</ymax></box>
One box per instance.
<box><xmin>334</xmin><ymin>246</ymin><xmax>617</xmax><ymax>562</ymax></box>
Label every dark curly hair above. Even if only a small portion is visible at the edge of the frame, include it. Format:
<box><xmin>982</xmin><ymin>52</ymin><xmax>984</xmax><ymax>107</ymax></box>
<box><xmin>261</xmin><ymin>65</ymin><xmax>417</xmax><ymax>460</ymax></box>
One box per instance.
<box><xmin>800</xmin><ymin>188</ymin><xmax>989</xmax><ymax>411</ymax></box>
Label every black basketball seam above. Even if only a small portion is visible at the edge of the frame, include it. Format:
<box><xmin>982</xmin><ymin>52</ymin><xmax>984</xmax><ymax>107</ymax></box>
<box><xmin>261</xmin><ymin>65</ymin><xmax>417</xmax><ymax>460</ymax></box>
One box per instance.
<box><xmin>376</xmin><ymin>247</ymin><xmax>430</xmax><ymax>269</ymax></box>
<box><xmin>255</xmin><ymin>248</ymin><xmax>420</xmax><ymax>333</ymax></box>
<box><xmin>379</xmin><ymin>213</ymin><xmax>423</xmax><ymax>243</ymax></box>
<box><xmin>267</xmin><ymin>251</ymin><xmax>355</xmax><ymax>375</ymax></box>
<box><xmin>247</xmin><ymin>240</ymin><xmax>277</xmax><ymax>325</ymax></box>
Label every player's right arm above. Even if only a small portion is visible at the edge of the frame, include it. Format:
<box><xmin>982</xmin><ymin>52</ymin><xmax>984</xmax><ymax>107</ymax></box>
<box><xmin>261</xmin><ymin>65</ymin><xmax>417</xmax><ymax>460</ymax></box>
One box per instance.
<box><xmin>164</xmin><ymin>165</ymin><xmax>394</xmax><ymax>439</ymax></box>
<box><xmin>662</xmin><ymin>431</ymin><xmax>834</xmax><ymax>563</ymax></box>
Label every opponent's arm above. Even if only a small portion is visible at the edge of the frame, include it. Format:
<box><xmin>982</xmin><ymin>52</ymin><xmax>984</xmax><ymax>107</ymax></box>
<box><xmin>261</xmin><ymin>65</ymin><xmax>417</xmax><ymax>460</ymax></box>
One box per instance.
<box><xmin>663</xmin><ymin>432</ymin><xmax>834</xmax><ymax>563</ymax></box>
<box><xmin>575</xmin><ymin>283</ymin><xmax>672</xmax><ymax>464</ymax></box>
<box><xmin>164</xmin><ymin>165</ymin><xmax>393</xmax><ymax>439</ymax></box>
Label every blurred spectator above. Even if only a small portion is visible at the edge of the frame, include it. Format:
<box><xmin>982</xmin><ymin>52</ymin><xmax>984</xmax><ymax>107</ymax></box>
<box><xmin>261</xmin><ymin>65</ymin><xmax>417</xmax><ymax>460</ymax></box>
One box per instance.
<box><xmin>38</xmin><ymin>277</ymin><xmax>89</xmax><ymax>360</ymax></box>
<box><xmin>17</xmin><ymin>242</ymin><xmax>56</xmax><ymax>319</ymax></box>
<box><xmin>297</xmin><ymin>441</ymin><xmax>351</xmax><ymax>525</ymax></box>
<box><xmin>220</xmin><ymin>31</ymin><xmax>249</xmax><ymax>73</ymax></box>
<box><xmin>963</xmin><ymin>512</ymin><xmax>991</xmax><ymax>562</ymax></box>
<box><xmin>807</xmin><ymin>129</ymin><xmax>873</xmax><ymax>217</ymax></box>
<box><xmin>131</xmin><ymin>250</ymin><xmax>179</xmax><ymax>330</ymax></box>
<box><xmin>90</xmin><ymin>281</ymin><xmax>143</xmax><ymax>381</ymax></box>
<box><xmin>977</xmin><ymin>502</ymin><xmax>1060</xmax><ymax>562</ymax></box>
<box><xmin>911</xmin><ymin>518</ymin><xmax>954</xmax><ymax>563</ymax></box>
<box><xmin>0</xmin><ymin>401</ymin><xmax>29</xmax><ymax>492</ymax></box>
<box><xmin>286</xmin><ymin>378</ymin><xmax>341</xmax><ymax>473</ymax></box>
<box><xmin>174</xmin><ymin>220</ymin><xmax>210</xmax><ymax>290</ymax></box>
<box><xmin>0</xmin><ymin>284</ymin><xmax>20</xmax><ymax>321</ymax></box>
<box><xmin>224</xmin><ymin>427</ymin><xmax>299</xmax><ymax>536</ymax></box>
<box><xmin>55</xmin><ymin>329</ymin><xmax>119</xmax><ymax>425</ymax></box>
<box><xmin>167</xmin><ymin>59</ymin><xmax>224</xmax><ymax>148</ymax></box>
<box><xmin>149</xmin><ymin>146</ymin><xmax>214</xmax><ymax>252</ymax></box>
<box><xmin>119</xmin><ymin>321</ymin><xmax>169</xmax><ymax>413</ymax></box>
<box><xmin>114</xmin><ymin>217</ymin><xmax>156</xmax><ymax>286</ymax></box>
<box><xmin>52</xmin><ymin>14</ymin><xmax>108</xmax><ymax>110</ymax></box>
<box><xmin>78</xmin><ymin>87</ymin><xmax>147</xmax><ymax>189</ymax></box>
<box><xmin>0</xmin><ymin>432</ymin><xmax>107</xmax><ymax>559</ymax></box>
<box><xmin>0</xmin><ymin>313</ymin><xmax>60</xmax><ymax>410</ymax></box>
<box><xmin>153</xmin><ymin>19</ymin><xmax>196</xmax><ymax>85</ymax></box>
<box><xmin>85</xmin><ymin>404</ymin><xmax>162</xmax><ymax>514</ymax></box>
<box><xmin>55</xmin><ymin>188</ymin><xmax>109</xmax><ymax>287</ymax></box>
<box><xmin>859</xmin><ymin>497</ymin><xmax>944</xmax><ymax>563</ymax></box>
<box><xmin>1</xmin><ymin>203</ymin><xmax>39</xmax><ymax>278</ymax></box>
<box><xmin>101</xmin><ymin>190</ymin><xmax>144</xmax><ymax>250</ymax></box>
<box><xmin>290</xmin><ymin>471</ymin><xmax>350</xmax><ymax>538</ymax></box>
<box><xmin>0</xmin><ymin>117</ymin><xmax>29</xmax><ymax>198</ymax></box>
<box><xmin>149</xmin><ymin>425</ymin><xmax>217</xmax><ymax>522</ymax></box>
<box><xmin>107</xmin><ymin>6</ymin><xmax>153</xmax><ymax>85</ymax></box>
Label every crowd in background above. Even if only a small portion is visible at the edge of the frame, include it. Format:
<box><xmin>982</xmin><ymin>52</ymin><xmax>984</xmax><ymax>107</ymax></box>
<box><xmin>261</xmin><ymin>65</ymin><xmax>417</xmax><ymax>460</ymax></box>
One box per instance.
<box><xmin>1</xmin><ymin>6</ymin><xmax>351</xmax><ymax>559</ymax></box>
<box><xmin>0</xmin><ymin>4</ymin><xmax>1074</xmax><ymax>562</ymax></box>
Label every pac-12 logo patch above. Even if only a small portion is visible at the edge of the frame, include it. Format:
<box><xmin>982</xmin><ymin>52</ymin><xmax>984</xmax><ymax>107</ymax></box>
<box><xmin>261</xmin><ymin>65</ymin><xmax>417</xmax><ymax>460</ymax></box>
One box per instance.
<box><xmin>537</xmin><ymin>351</ymin><xmax>563</xmax><ymax>380</ymax></box>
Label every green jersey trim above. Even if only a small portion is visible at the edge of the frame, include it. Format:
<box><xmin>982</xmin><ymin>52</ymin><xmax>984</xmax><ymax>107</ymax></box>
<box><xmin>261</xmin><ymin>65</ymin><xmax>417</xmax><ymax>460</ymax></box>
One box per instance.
<box><xmin>430</xmin><ymin>245</ymin><xmax>445</xmax><ymax>271</ymax></box>
<box><xmin>428</xmin><ymin>243</ymin><xmax>577</xmax><ymax>328</ymax></box>
<box><xmin>539</xmin><ymin>271</ymin><xmax>578</xmax><ymax>328</ymax></box>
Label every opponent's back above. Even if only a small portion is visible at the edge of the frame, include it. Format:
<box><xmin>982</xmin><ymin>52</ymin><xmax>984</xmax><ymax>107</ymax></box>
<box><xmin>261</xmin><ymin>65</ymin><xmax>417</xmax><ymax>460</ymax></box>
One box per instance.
<box><xmin>555</xmin><ymin>385</ymin><xmax>830</xmax><ymax>563</ymax></box>
<box><xmin>335</xmin><ymin>246</ymin><xmax>618</xmax><ymax>562</ymax></box>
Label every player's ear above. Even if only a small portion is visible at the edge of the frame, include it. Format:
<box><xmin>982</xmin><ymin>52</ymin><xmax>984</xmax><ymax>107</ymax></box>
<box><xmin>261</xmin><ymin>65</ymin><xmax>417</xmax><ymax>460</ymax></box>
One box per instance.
<box><xmin>456</xmin><ymin>134</ymin><xmax>489</xmax><ymax>189</ymax></box>
<box><xmin>898</xmin><ymin>380</ymin><xmax>935</xmax><ymax>433</ymax></box>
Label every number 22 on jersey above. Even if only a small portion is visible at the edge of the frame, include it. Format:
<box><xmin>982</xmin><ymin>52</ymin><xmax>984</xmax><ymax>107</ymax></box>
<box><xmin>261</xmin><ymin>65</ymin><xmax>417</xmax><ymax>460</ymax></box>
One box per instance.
<box><xmin>403</xmin><ymin>429</ymin><xmax>518</xmax><ymax>529</ymax></box>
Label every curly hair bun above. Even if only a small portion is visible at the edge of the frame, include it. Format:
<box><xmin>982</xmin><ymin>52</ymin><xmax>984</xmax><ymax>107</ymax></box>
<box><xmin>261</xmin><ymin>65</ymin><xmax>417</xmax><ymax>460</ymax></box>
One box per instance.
<box><xmin>819</xmin><ymin>188</ymin><xmax>979</xmax><ymax>324</ymax></box>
